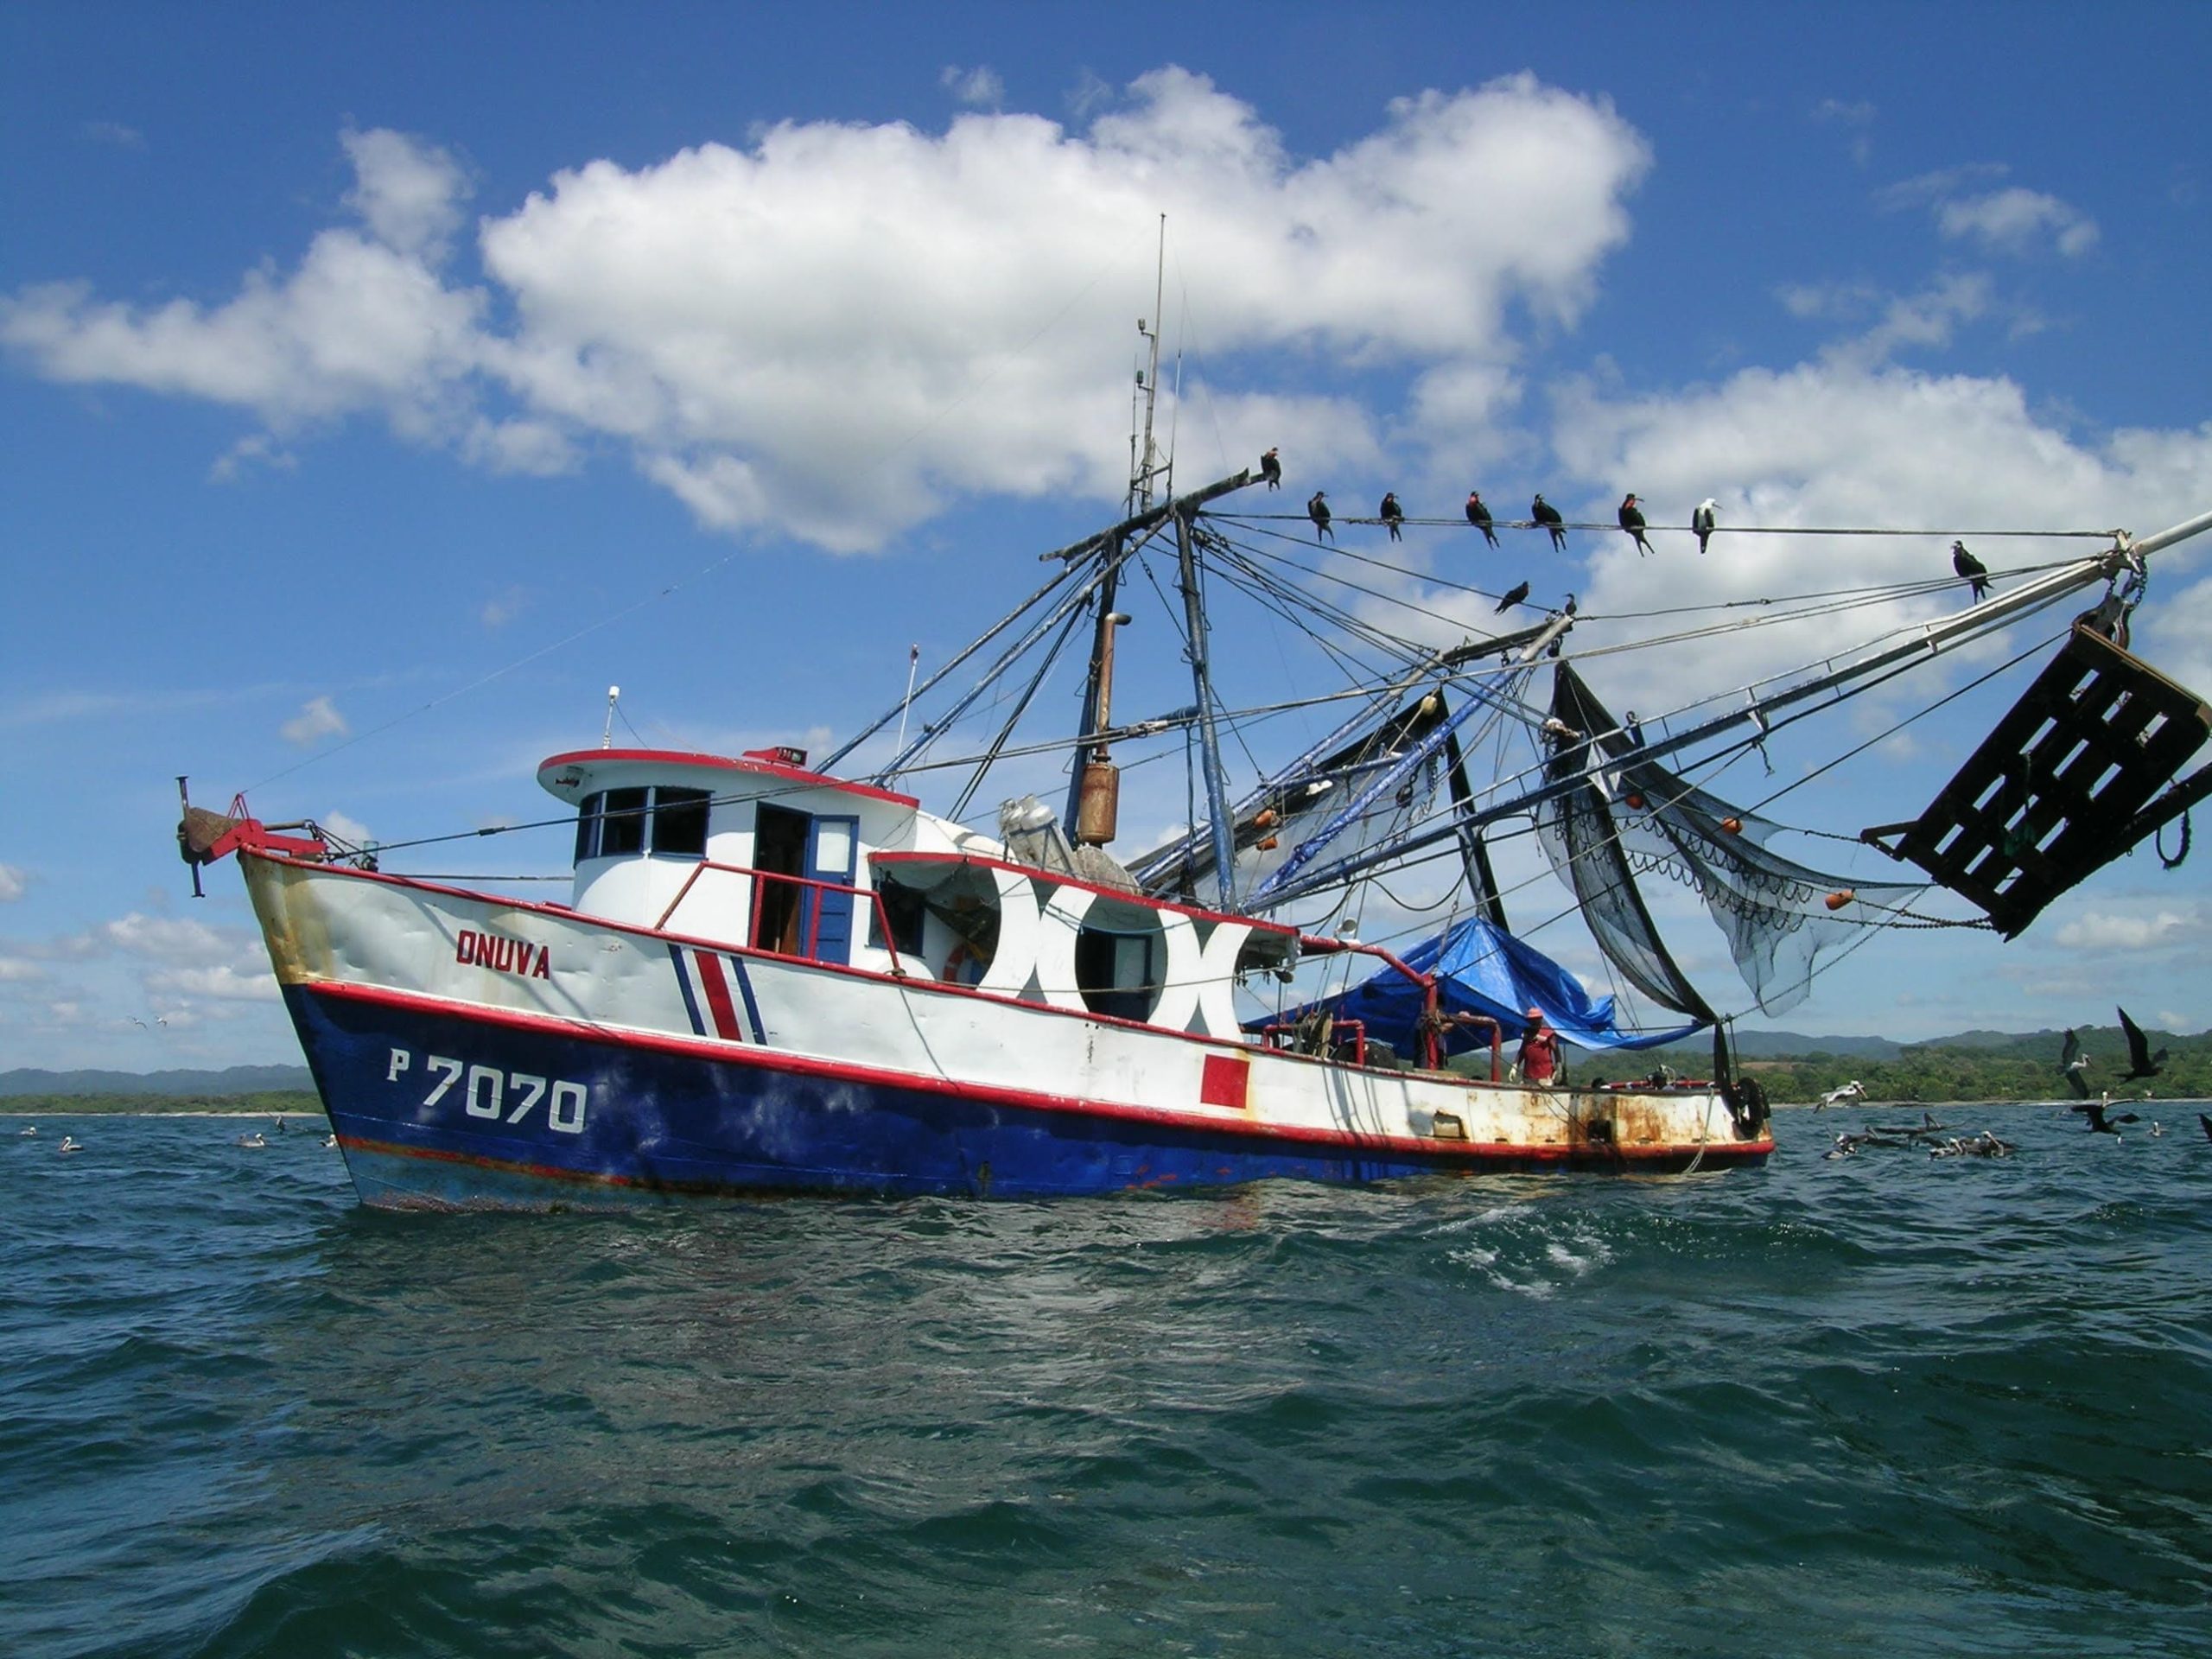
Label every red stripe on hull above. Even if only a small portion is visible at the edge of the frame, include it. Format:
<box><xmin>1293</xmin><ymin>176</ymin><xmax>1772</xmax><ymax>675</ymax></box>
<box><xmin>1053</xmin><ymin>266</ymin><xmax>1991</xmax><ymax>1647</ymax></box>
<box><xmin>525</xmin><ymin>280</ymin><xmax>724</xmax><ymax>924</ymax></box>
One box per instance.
<box><xmin>691</xmin><ymin>953</ymin><xmax>743</xmax><ymax>1040</ymax></box>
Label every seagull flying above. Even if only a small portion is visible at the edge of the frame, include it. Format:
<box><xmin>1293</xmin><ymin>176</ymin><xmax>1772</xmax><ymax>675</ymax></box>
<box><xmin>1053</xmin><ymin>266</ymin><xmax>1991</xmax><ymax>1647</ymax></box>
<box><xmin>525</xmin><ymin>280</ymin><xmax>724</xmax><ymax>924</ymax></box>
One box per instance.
<box><xmin>1495</xmin><ymin>580</ymin><xmax>1530</xmax><ymax>613</ymax></box>
<box><xmin>1533</xmin><ymin>494</ymin><xmax>1566</xmax><ymax>552</ymax></box>
<box><xmin>1692</xmin><ymin>499</ymin><xmax>1717</xmax><ymax>555</ymax></box>
<box><xmin>1307</xmin><ymin>491</ymin><xmax>1334</xmax><ymax>543</ymax></box>
<box><xmin>1380</xmin><ymin>492</ymin><xmax>1404</xmax><ymax>542</ymax></box>
<box><xmin>1466</xmin><ymin>492</ymin><xmax>1498</xmax><ymax>547</ymax></box>
<box><xmin>2117</xmin><ymin>1006</ymin><xmax>2167</xmax><ymax>1082</ymax></box>
<box><xmin>1952</xmin><ymin>540</ymin><xmax>1990</xmax><ymax>601</ymax></box>
<box><xmin>1618</xmin><ymin>493</ymin><xmax>1653</xmax><ymax>556</ymax></box>
<box><xmin>1259</xmin><ymin>448</ymin><xmax>1281</xmax><ymax>490</ymax></box>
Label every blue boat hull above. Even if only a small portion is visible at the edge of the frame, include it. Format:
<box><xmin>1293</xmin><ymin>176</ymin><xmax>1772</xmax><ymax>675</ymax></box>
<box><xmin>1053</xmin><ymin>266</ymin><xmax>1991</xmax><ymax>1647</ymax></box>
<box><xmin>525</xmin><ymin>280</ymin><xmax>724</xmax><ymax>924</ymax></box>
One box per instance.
<box><xmin>290</xmin><ymin>986</ymin><xmax>1755</xmax><ymax>1207</ymax></box>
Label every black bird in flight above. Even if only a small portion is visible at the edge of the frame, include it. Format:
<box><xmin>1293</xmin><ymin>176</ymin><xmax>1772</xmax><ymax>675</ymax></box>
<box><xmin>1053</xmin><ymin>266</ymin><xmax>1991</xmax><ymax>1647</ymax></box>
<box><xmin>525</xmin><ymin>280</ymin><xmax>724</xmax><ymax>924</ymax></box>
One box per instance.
<box><xmin>1952</xmin><ymin>540</ymin><xmax>1990</xmax><ymax>601</ymax></box>
<box><xmin>1259</xmin><ymin>448</ymin><xmax>1281</xmax><ymax>490</ymax></box>
<box><xmin>1307</xmin><ymin>490</ymin><xmax>1334</xmax><ymax>543</ymax></box>
<box><xmin>1495</xmin><ymin>580</ymin><xmax>1530</xmax><ymax>613</ymax></box>
<box><xmin>1692</xmin><ymin>499</ymin><xmax>1717</xmax><ymax>556</ymax></box>
<box><xmin>1380</xmin><ymin>492</ymin><xmax>1404</xmax><ymax>542</ymax></box>
<box><xmin>2075</xmin><ymin>1094</ymin><xmax>2141</xmax><ymax>1138</ymax></box>
<box><xmin>1618</xmin><ymin>493</ymin><xmax>1653</xmax><ymax>556</ymax></box>
<box><xmin>1466</xmin><ymin>491</ymin><xmax>1498</xmax><ymax>547</ymax></box>
<box><xmin>1533</xmin><ymin>494</ymin><xmax>1566</xmax><ymax>552</ymax></box>
<box><xmin>2059</xmin><ymin>1027</ymin><xmax>2091</xmax><ymax>1100</ymax></box>
<box><xmin>2117</xmin><ymin>1006</ymin><xmax>2167</xmax><ymax>1081</ymax></box>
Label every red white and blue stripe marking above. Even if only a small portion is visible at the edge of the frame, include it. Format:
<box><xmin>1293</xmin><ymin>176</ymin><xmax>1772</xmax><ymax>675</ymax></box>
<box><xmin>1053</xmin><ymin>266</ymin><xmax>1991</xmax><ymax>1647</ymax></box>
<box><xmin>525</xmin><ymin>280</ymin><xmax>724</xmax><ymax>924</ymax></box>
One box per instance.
<box><xmin>669</xmin><ymin>944</ymin><xmax>762</xmax><ymax>1042</ymax></box>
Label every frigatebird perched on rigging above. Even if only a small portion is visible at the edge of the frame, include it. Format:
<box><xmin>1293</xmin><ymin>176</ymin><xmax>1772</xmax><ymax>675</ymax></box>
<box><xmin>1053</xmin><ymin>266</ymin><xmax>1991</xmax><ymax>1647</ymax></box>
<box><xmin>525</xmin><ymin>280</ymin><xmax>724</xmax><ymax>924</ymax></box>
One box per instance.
<box><xmin>1380</xmin><ymin>492</ymin><xmax>1404</xmax><ymax>542</ymax></box>
<box><xmin>1259</xmin><ymin>448</ymin><xmax>1281</xmax><ymax>490</ymax></box>
<box><xmin>1618</xmin><ymin>494</ymin><xmax>1653</xmax><ymax>556</ymax></box>
<box><xmin>1466</xmin><ymin>492</ymin><xmax>1498</xmax><ymax>547</ymax></box>
<box><xmin>1495</xmin><ymin>580</ymin><xmax>1530</xmax><ymax>613</ymax></box>
<box><xmin>1692</xmin><ymin>499</ymin><xmax>1717</xmax><ymax>556</ymax></box>
<box><xmin>1952</xmin><ymin>540</ymin><xmax>1990</xmax><ymax>601</ymax></box>
<box><xmin>1307</xmin><ymin>490</ymin><xmax>1334</xmax><ymax>543</ymax></box>
<box><xmin>2117</xmin><ymin>1006</ymin><xmax>2167</xmax><ymax>1082</ymax></box>
<box><xmin>2058</xmin><ymin>1027</ymin><xmax>2091</xmax><ymax>1100</ymax></box>
<box><xmin>1532</xmin><ymin>494</ymin><xmax>1567</xmax><ymax>552</ymax></box>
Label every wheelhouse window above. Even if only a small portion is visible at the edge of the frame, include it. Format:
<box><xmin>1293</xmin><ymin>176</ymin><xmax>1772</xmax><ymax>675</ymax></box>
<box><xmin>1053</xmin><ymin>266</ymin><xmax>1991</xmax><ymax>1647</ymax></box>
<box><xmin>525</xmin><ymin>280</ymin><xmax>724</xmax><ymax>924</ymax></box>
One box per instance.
<box><xmin>574</xmin><ymin>786</ymin><xmax>713</xmax><ymax>863</ymax></box>
<box><xmin>868</xmin><ymin>871</ymin><xmax>930</xmax><ymax>958</ymax></box>
<box><xmin>652</xmin><ymin>788</ymin><xmax>710</xmax><ymax>856</ymax></box>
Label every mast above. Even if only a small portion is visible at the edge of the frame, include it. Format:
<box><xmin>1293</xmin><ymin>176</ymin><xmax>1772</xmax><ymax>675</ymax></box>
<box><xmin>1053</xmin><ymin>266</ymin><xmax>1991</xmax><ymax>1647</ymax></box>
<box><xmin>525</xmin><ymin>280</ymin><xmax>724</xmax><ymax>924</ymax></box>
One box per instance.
<box><xmin>1177</xmin><ymin>505</ymin><xmax>1238</xmax><ymax>911</ymax></box>
<box><xmin>1067</xmin><ymin>216</ymin><xmax>1168</xmax><ymax>842</ymax></box>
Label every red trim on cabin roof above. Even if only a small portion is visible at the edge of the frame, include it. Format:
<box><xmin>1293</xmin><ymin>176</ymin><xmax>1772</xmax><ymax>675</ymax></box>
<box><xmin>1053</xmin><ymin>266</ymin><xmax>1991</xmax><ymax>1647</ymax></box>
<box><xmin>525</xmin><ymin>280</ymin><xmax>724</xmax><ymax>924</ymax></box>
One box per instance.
<box><xmin>537</xmin><ymin>748</ymin><xmax>920</xmax><ymax>808</ymax></box>
<box><xmin>303</xmin><ymin>980</ymin><xmax>1772</xmax><ymax>1166</ymax></box>
<box><xmin>868</xmin><ymin>850</ymin><xmax>1301</xmax><ymax>935</ymax></box>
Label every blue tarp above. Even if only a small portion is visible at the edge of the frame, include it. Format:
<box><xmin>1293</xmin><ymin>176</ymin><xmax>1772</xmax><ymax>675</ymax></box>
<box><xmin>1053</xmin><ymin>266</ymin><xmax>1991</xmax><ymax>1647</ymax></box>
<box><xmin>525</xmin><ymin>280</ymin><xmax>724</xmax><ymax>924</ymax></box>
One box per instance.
<box><xmin>1265</xmin><ymin>916</ymin><xmax>1705</xmax><ymax>1059</ymax></box>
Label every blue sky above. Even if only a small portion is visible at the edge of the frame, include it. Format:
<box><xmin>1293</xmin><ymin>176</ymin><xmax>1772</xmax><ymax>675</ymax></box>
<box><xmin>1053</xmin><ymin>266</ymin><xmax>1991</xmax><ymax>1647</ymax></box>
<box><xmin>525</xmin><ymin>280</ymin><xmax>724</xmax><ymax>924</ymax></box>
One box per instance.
<box><xmin>4</xmin><ymin>2</ymin><xmax>2210</xmax><ymax>1071</ymax></box>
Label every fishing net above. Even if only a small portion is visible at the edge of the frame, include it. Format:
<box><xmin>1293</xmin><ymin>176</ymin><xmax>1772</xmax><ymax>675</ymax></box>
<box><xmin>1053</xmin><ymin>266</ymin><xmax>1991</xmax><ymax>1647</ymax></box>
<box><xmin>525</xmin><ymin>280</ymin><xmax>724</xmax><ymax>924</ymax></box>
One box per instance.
<box><xmin>1133</xmin><ymin>691</ymin><xmax>1466</xmax><ymax>906</ymax></box>
<box><xmin>1535</xmin><ymin>664</ymin><xmax>1924</xmax><ymax>1016</ymax></box>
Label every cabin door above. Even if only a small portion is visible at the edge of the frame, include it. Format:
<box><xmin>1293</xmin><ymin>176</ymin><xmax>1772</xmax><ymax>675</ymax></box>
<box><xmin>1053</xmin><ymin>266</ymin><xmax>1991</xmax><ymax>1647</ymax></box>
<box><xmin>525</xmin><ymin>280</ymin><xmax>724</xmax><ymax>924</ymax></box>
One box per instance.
<box><xmin>800</xmin><ymin>815</ymin><xmax>860</xmax><ymax>963</ymax></box>
<box><xmin>751</xmin><ymin>804</ymin><xmax>809</xmax><ymax>954</ymax></box>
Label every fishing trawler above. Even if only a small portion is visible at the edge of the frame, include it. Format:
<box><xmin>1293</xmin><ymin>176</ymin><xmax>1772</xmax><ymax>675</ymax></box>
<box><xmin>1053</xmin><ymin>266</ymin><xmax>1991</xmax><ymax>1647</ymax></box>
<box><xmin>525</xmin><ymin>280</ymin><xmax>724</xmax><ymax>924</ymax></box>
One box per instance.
<box><xmin>176</xmin><ymin>339</ymin><xmax>2212</xmax><ymax>1208</ymax></box>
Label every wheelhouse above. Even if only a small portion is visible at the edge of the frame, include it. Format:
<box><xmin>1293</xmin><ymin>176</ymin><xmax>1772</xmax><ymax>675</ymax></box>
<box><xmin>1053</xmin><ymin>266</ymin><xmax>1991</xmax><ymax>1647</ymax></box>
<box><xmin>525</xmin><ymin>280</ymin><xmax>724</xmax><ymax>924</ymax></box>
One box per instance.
<box><xmin>537</xmin><ymin>746</ymin><xmax>1299</xmax><ymax>1039</ymax></box>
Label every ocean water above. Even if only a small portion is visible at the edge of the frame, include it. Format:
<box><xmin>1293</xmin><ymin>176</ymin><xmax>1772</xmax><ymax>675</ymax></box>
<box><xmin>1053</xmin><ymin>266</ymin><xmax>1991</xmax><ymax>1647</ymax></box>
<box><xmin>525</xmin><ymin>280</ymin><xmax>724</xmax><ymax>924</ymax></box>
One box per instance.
<box><xmin>4</xmin><ymin>1105</ymin><xmax>2210</xmax><ymax>1658</ymax></box>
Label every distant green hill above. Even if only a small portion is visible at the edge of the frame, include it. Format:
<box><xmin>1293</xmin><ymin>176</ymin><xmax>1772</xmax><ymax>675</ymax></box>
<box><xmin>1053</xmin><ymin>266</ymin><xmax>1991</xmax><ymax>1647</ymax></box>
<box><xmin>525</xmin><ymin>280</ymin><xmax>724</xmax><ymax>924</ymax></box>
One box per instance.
<box><xmin>0</xmin><ymin>1065</ymin><xmax>313</xmax><ymax>1099</ymax></box>
<box><xmin>5</xmin><ymin>1090</ymin><xmax>326</xmax><ymax>1117</ymax></box>
<box><xmin>1620</xmin><ymin>1021</ymin><xmax>2204</xmax><ymax>1104</ymax></box>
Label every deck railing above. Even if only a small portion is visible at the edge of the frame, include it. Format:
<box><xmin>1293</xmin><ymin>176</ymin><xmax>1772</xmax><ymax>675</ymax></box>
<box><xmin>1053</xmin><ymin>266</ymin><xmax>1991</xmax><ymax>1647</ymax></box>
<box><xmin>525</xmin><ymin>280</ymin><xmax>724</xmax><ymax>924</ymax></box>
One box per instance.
<box><xmin>654</xmin><ymin>861</ymin><xmax>903</xmax><ymax>973</ymax></box>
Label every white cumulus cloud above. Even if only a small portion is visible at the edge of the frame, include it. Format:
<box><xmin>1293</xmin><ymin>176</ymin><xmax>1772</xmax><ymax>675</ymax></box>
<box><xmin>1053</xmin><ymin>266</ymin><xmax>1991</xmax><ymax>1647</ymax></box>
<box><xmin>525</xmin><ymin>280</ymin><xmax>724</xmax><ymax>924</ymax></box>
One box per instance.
<box><xmin>282</xmin><ymin>695</ymin><xmax>349</xmax><ymax>747</ymax></box>
<box><xmin>1938</xmin><ymin>188</ymin><xmax>2100</xmax><ymax>257</ymax></box>
<box><xmin>0</xmin><ymin>126</ymin><xmax>484</xmax><ymax>438</ymax></box>
<box><xmin>2052</xmin><ymin>910</ymin><xmax>2193</xmax><ymax>951</ymax></box>
<box><xmin>0</xmin><ymin>861</ymin><xmax>24</xmax><ymax>901</ymax></box>
<box><xmin>1521</xmin><ymin>359</ymin><xmax>2212</xmax><ymax>714</ymax></box>
<box><xmin>1881</xmin><ymin>165</ymin><xmax>2099</xmax><ymax>258</ymax></box>
<box><xmin>146</xmin><ymin>963</ymin><xmax>281</xmax><ymax>1002</ymax></box>
<box><xmin>941</xmin><ymin>65</ymin><xmax>1004</xmax><ymax>108</ymax></box>
<box><xmin>3</xmin><ymin>73</ymin><xmax>1650</xmax><ymax>554</ymax></box>
<box><xmin>320</xmin><ymin>809</ymin><xmax>375</xmax><ymax>849</ymax></box>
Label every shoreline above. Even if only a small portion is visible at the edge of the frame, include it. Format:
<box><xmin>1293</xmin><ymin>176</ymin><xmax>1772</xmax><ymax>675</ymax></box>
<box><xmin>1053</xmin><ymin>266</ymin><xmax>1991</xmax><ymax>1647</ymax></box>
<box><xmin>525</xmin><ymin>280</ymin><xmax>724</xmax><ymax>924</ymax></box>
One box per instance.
<box><xmin>2</xmin><ymin>1109</ymin><xmax>331</xmax><ymax>1120</ymax></box>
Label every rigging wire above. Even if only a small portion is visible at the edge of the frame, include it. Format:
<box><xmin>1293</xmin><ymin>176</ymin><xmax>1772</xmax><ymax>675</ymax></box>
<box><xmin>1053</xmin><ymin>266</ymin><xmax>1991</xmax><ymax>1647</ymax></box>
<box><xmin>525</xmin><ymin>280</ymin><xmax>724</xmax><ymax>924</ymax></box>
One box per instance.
<box><xmin>1224</xmin><ymin>513</ymin><xmax>2120</xmax><ymax>540</ymax></box>
<box><xmin>1208</xmin><ymin>512</ymin><xmax>2084</xmax><ymax>623</ymax></box>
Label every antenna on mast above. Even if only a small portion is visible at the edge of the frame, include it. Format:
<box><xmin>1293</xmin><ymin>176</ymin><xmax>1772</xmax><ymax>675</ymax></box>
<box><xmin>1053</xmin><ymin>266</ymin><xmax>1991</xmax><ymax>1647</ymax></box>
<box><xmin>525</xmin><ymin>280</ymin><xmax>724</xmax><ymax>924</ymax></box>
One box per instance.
<box><xmin>893</xmin><ymin>644</ymin><xmax>922</xmax><ymax>760</ymax></box>
<box><xmin>601</xmin><ymin>685</ymin><xmax>620</xmax><ymax>749</ymax></box>
<box><xmin>1128</xmin><ymin>214</ymin><xmax>1168</xmax><ymax>516</ymax></box>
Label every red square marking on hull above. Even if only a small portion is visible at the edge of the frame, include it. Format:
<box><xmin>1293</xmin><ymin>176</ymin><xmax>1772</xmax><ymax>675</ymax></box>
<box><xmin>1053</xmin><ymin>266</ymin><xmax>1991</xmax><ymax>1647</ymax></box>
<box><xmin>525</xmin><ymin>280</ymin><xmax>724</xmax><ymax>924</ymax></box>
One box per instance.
<box><xmin>1199</xmin><ymin>1054</ymin><xmax>1250</xmax><ymax>1109</ymax></box>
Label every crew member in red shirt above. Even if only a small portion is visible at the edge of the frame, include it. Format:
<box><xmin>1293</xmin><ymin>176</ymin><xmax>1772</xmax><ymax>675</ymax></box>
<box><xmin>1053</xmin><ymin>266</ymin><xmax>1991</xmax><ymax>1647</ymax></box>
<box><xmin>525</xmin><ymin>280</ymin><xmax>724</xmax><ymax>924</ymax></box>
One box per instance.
<box><xmin>1518</xmin><ymin>1006</ymin><xmax>1560</xmax><ymax>1084</ymax></box>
